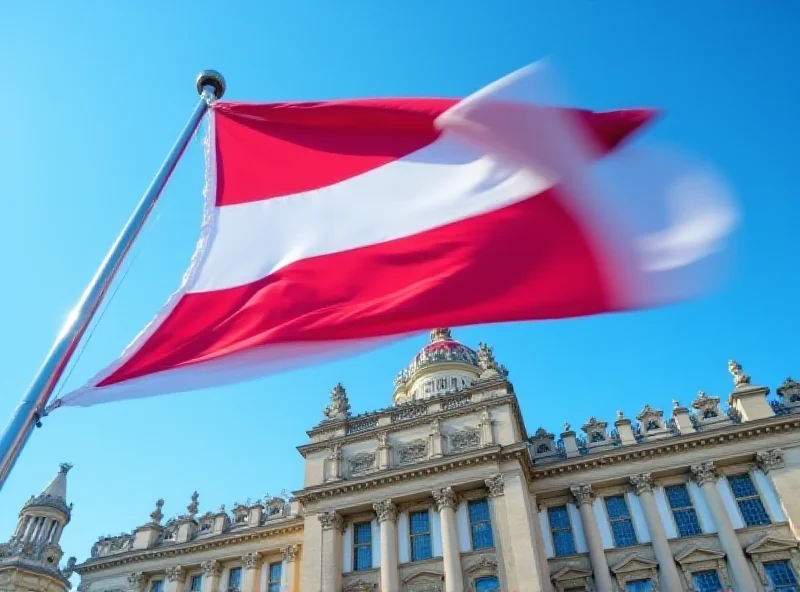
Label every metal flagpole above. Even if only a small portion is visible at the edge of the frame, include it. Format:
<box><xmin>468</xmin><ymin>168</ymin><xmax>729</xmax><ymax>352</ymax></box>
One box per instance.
<box><xmin>0</xmin><ymin>70</ymin><xmax>226</xmax><ymax>492</ymax></box>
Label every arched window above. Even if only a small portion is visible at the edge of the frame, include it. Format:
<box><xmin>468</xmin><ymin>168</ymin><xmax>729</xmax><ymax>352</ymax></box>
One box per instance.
<box><xmin>475</xmin><ymin>576</ymin><xmax>500</xmax><ymax>592</ymax></box>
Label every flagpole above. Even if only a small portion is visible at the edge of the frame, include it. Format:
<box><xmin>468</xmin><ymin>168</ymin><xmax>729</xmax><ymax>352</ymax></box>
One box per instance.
<box><xmin>0</xmin><ymin>70</ymin><xmax>226</xmax><ymax>492</ymax></box>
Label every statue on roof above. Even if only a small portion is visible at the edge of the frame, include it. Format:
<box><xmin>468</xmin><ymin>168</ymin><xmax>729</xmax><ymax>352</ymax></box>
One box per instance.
<box><xmin>323</xmin><ymin>383</ymin><xmax>351</xmax><ymax>420</ymax></box>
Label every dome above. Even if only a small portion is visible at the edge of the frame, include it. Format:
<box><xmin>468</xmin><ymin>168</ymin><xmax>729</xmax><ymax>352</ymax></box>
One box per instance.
<box><xmin>393</xmin><ymin>329</ymin><xmax>481</xmax><ymax>405</ymax></box>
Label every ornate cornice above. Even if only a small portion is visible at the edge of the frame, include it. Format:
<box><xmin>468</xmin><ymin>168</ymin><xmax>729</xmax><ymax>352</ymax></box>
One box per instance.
<box><xmin>531</xmin><ymin>415</ymin><xmax>800</xmax><ymax>480</ymax></box>
<box><xmin>299</xmin><ymin>389</ymin><xmax>522</xmax><ymax>456</ymax></box>
<box><xmin>570</xmin><ymin>484</ymin><xmax>594</xmax><ymax>506</ymax></box>
<box><xmin>74</xmin><ymin>519</ymin><xmax>303</xmax><ymax>575</ymax></box>
<box><xmin>630</xmin><ymin>473</ymin><xmax>653</xmax><ymax>496</ymax></box>
<box><xmin>432</xmin><ymin>487</ymin><xmax>458</xmax><ymax>511</ymax></box>
<box><xmin>296</xmin><ymin>446</ymin><xmax>503</xmax><ymax>503</ymax></box>
<box><xmin>373</xmin><ymin>500</ymin><xmax>398</xmax><ymax>523</ymax></box>
<box><xmin>691</xmin><ymin>462</ymin><xmax>718</xmax><ymax>486</ymax></box>
<box><xmin>756</xmin><ymin>448</ymin><xmax>785</xmax><ymax>473</ymax></box>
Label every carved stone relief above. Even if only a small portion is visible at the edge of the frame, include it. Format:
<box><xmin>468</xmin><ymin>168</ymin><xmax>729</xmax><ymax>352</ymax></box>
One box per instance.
<box><xmin>397</xmin><ymin>439</ymin><xmax>428</xmax><ymax>465</ymax></box>
<box><xmin>349</xmin><ymin>452</ymin><xmax>376</xmax><ymax>476</ymax></box>
<box><xmin>449</xmin><ymin>426</ymin><xmax>481</xmax><ymax>453</ymax></box>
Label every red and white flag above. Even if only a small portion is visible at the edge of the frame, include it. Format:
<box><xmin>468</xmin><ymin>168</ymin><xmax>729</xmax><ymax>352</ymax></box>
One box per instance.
<box><xmin>62</xmin><ymin>63</ymin><xmax>736</xmax><ymax>406</ymax></box>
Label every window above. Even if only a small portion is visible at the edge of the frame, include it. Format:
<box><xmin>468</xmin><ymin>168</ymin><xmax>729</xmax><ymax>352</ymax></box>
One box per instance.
<box><xmin>625</xmin><ymin>580</ymin><xmax>653</xmax><ymax>592</ymax></box>
<box><xmin>691</xmin><ymin>569</ymin><xmax>722</xmax><ymax>592</ymax></box>
<box><xmin>267</xmin><ymin>562</ymin><xmax>283</xmax><ymax>592</ymax></box>
<box><xmin>190</xmin><ymin>575</ymin><xmax>202</xmax><ymax>592</ymax></box>
<box><xmin>604</xmin><ymin>495</ymin><xmax>638</xmax><ymax>547</ymax></box>
<box><xmin>149</xmin><ymin>581</ymin><xmax>163</xmax><ymax>592</ymax></box>
<box><xmin>353</xmin><ymin>521</ymin><xmax>372</xmax><ymax>571</ymax></box>
<box><xmin>547</xmin><ymin>506</ymin><xmax>576</xmax><ymax>556</ymax></box>
<box><xmin>409</xmin><ymin>510</ymin><xmax>432</xmax><ymax>561</ymax></box>
<box><xmin>468</xmin><ymin>499</ymin><xmax>494</xmax><ymax>550</ymax></box>
<box><xmin>728</xmin><ymin>473</ymin><xmax>771</xmax><ymax>526</ymax></box>
<box><xmin>665</xmin><ymin>484</ymin><xmax>702</xmax><ymax>537</ymax></box>
<box><xmin>764</xmin><ymin>561</ymin><xmax>799</xmax><ymax>591</ymax></box>
<box><xmin>475</xmin><ymin>576</ymin><xmax>500</xmax><ymax>592</ymax></box>
<box><xmin>228</xmin><ymin>567</ymin><xmax>242</xmax><ymax>591</ymax></box>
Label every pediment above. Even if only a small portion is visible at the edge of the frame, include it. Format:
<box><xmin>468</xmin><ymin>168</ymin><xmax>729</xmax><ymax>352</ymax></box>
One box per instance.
<box><xmin>403</xmin><ymin>570</ymin><xmax>443</xmax><ymax>584</ymax></box>
<box><xmin>343</xmin><ymin>579</ymin><xmax>374</xmax><ymax>592</ymax></box>
<box><xmin>402</xmin><ymin>569</ymin><xmax>443</xmax><ymax>592</ymax></box>
<box><xmin>465</xmin><ymin>555</ymin><xmax>498</xmax><ymax>575</ymax></box>
<box><xmin>551</xmin><ymin>566</ymin><xmax>593</xmax><ymax>581</ymax></box>
<box><xmin>746</xmin><ymin>535</ymin><xmax>800</xmax><ymax>555</ymax></box>
<box><xmin>675</xmin><ymin>545</ymin><xmax>726</xmax><ymax>564</ymax></box>
<box><xmin>611</xmin><ymin>554</ymin><xmax>659</xmax><ymax>573</ymax></box>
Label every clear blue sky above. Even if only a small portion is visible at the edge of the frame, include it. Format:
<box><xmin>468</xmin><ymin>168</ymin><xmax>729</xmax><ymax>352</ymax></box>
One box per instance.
<box><xmin>0</xmin><ymin>0</ymin><xmax>797</xmax><ymax>572</ymax></box>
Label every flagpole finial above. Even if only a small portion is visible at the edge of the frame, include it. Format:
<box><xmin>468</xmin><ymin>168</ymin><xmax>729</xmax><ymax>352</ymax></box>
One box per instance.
<box><xmin>196</xmin><ymin>70</ymin><xmax>226</xmax><ymax>100</ymax></box>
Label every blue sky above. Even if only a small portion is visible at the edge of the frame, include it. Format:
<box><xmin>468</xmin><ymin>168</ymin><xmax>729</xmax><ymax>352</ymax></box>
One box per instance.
<box><xmin>0</xmin><ymin>0</ymin><xmax>797</xmax><ymax>571</ymax></box>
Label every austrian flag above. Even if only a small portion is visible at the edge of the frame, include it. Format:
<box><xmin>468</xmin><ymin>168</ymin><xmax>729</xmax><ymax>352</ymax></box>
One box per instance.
<box><xmin>63</xmin><ymin>64</ymin><xmax>737</xmax><ymax>406</ymax></box>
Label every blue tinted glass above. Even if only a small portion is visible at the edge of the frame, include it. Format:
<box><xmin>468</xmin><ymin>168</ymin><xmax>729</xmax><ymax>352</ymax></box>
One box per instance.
<box><xmin>728</xmin><ymin>474</ymin><xmax>758</xmax><ymax>497</ymax></box>
<box><xmin>354</xmin><ymin>546</ymin><xmax>372</xmax><ymax>571</ymax></box>
<box><xmin>610</xmin><ymin>519</ymin><xmax>638</xmax><ymax>547</ymax></box>
<box><xmin>190</xmin><ymin>576</ymin><xmax>202</xmax><ymax>592</ymax></box>
<box><xmin>548</xmin><ymin>506</ymin><xmax>570</xmax><ymax>528</ymax></box>
<box><xmin>468</xmin><ymin>499</ymin><xmax>490</xmax><ymax>522</ymax></box>
<box><xmin>475</xmin><ymin>576</ymin><xmax>500</xmax><ymax>592</ymax></box>
<box><xmin>604</xmin><ymin>496</ymin><xmax>630</xmax><ymax>518</ymax></box>
<box><xmin>267</xmin><ymin>563</ymin><xmax>282</xmax><ymax>592</ymax></box>
<box><xmin>409</xmin><ymin>510</ymin><xmax>430</xmax><ymax>534</ymax></box>
<box><xmin>471</xmin><ymin>521</ymin><xmax>494</xmax><ymax>550</ymax></box>
<box><xmin>665</xmin><ymin>485</ymin><xmax>692</xmax><ymax>509</ymax></box>
<box><xmin>765</xmin><ymin>561</ymin><xmax>799</xmax><ymax>590</ymax></box>
<box><xmin>353</xmin><ymin>522</ymin><xmax>372</xmax><ymax>544</ymax></box>
<box><xmin>673</xmin><ymin>508</ymin><xmax>702</xmax><ymax>537</ymax></box>
<box><xmin>552</xmin><ymin>529</ymin><xmax>576</xmax><ymax>556</ymax></box>
<box><xmin>411</xmin><ymin>533</ymin><xmax>432</xmax><ymax>561</ymax></box>
<box><xmin>149</xmin><ymin>582</ymin><xmax>163</xmax><ymax>592</ymax></box>
<box><xmin>228</xmin><ymin>568</ymin><xmax>242</xmax><ymax>587</ymax></box>
<box><xmin>625</xmin><ymin>580</ymin><xmax>653</xmax><ymax>592</ymax></box>
<box><xmin>692</xmin><ymin>570</ymin><xmax>722</xmax><ymax>592</ymax></box>
<box><xmin>738</xmin><ymin>497</ymin><xmax>771</xmax><ymax>526</ymax></box>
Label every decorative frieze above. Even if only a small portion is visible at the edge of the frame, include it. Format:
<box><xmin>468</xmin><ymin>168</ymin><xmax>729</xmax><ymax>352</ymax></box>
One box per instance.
<box><xmin>348</xmin><ymin>416</ymin><xmax>379</xmax><ymax>435</ymax></box>
<box><xmin>756</xmin><ymin>448</ymin><xmax>785</xmax><ymax>473</ymax></box>
<box><xmin>691</xmin><ymin>461</ymin><xmax>718</xmax><ymax>486</ymax></box>
<box><xmin>348</xmin><ymin>452</ymin><xmax>376</xmax><ymax>476</ymax></box>
<box><xmin>450</xmin><ymin>426</ymin><xmax>481</xmax><ymax>453</ymax></box>
<box><xmin>373</xmin><ymin>500</ymin><xmax>398</xmax><ymax>523</ymax></box>
<box><xmin>485</xmin><ymin>474</ymin><xmax>504</xmax><ymax>497</ymax></box>
<box><xmin>570</xmin><ymin>484</ymin><xmax>594</xmax><ymax>506</ymax></box>
<box><xmin>242</xmin><ymin>552</ymin><xmax>261</xmax><ymax>570</ymax></box>
<box><xmin>283</xmin><ymin>544</ymin><xmax>300</xmax><ymax>563</ymax></box>
<box><xmin>629</xmin><ymin>473</ymin><xmax>653</xmax><ymax>496</ymax></box>
<box><xmin>318</xmin><ymin>511</ymin><xmax>344</xmax><ymax>531</ymax></box>
<box><xmin>432</xmin><ymin>487</ymin><xmax>458</xmax><ymax>511</ymax></box>
<box><xmin>442</xmin><ymin>393</ymin><xmax>472</xmax><ymax>410</ymax></box>
<box><xmin>397</xmin><ymin>439</ymin><xmax>428</xmax><ymax>465</ymax></box>
<box><xmin>391</xmin><ymin>403</ymin><xmax>428</xmax><ymax>423</ymax></box>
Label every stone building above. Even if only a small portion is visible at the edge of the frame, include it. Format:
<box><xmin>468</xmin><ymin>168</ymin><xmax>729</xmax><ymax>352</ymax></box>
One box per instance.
<box><xmin>74</xmin><ymin>329</ymin><xmax>800</xmax><ymax>592</ymax></box>
<box><xmin>0</xmin><ymin>463</ymin><xmax>76</xmax><ymax>591</ymax></box>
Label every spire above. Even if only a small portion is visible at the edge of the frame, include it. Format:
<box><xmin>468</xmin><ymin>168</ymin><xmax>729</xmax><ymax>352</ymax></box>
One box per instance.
<box><xmin>42</xmin><ymin>462</ymin><xmax>72</xmax><ymax>501</ymax></box>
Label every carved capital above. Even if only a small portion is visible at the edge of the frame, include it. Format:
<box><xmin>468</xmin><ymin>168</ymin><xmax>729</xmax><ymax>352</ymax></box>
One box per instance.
<box><xmin>373</xmin><ymin>500</ymin><xmax>398</xmax><ymax>523</ymax></box>
<box><xmin>691</xmin><ymin>461</ymin><xmax>718</xmax><ymax>486</ymax></box>
<box><xmin>485</xmin><ymin>474</ymin><xmax>504</xmax><ymax>497</ymax></box>
<box><xmin>201</xmin><ymin>559</ymin><xmax>221</xmax><ymax>577</ymax></box>
<box><xmin>756</xmin><ymin>448</ymin><xmax>784</xmax><ymax>473</ymax></box>
<box><xmin>127</xmin><ymin>572</ymin><xmax>147</xmax><ymax>592</ymax></box>
<box><xmin>630</xmin><ymin>473</ymin><xmax>654</xmax><ymax>496</ymax></box>
<box><xmin>570</xmin><ymin>484</ymin><xmax>594</xmax><ymax>506</ymax></box>
<box><xmin>283</xmin><ymin>544</ymin><xmax>300</xmax><ymax>563</ymax></box>
<box><xmin>241</xmin><ymin>552</ymin><xmax>261</xmax><ymax>570</ymax></box>
<box><xmin>318</xmin><ymin>510</ymin><xmax>344</xmax><ymax>531</ymax></box>
<box><xmin>165</xmin><ymin>565</ymin><xmax>185</xmax><ymax>582</ymax></box>
<box><xmin>432</xmin><ymin>487</ymin><xmax>458</xmax><ymax>511</ymax></box>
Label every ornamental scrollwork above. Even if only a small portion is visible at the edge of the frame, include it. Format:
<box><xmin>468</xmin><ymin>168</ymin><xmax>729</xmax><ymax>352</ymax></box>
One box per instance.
<box><xmin>318</xmin><ymin>511</ymin><xmax>344</xmax><ymax>531</ymax></box>
<box><xmin>432</xmin><ymin>487</ymin><xmax>458</xmax><ymax>511</ymax></box>
<box><xmin>570</xmin><ymin>484</ymin><xmax>594</xmax><ymax>506</ymax></box>
<box><xmin>373</xmin><ymin>500</ymin><xmax>398</xmax><ymax>523</ymax></box>
<box><xmin>756</xmin><ymin>449</ymin><xmax>784</xmax><ymax>473</ymax></box>
<box><xmin>690</xmin><ymin>461</ymin><xmax>718</xmax><ymax>486</ymax></box>
<box><xmin>485</xmin><ymin>474</ymin><xmax>504</xmax><ymax>497</ymax></box>
<box><xmin>630</xmin><ymin>473</ymin><xmax>654</xmax><ymax>496</ymax></box>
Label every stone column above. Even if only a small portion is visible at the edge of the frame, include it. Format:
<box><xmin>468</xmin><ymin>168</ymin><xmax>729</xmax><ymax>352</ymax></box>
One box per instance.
<box><xmin>201</xmin><ymin>560</ymin><xmax>221</xmax><ymax>592</ymax></box>
<box><xmin>282</xmin><ymin>545</ymin><xmax>300</xmax><ymax>592</ymax></box>
<box><xmin>433</xmin><ymin>487</ymin><xmax>465</xmax><ymax>592</ymax></box>
<box><xmin>164</xmin><ymin>566</ymin><xmax>185</xmax><ymax>592</ymax></box>
<box><xmin>630</xmin><ymin>474</ymin><xmax>682</xmax><ymax>591</ymax></box>
<box><xmin>318</xmin><ymin>511</ymin><xmax>344</xmax><ymax>592</ymax></box>
<box><xmin>485</xmin><ymin>475</ymin><xmax>518</xmax><ymax>591</ymax></box>
<box><xmin>374</xmin><ymin>500</ymin><xmax>400</xmax><ymax>592</ymax></box>
<box><xmin>691</xmin><ymin>462</ymin><xmax>759</xmax><ymax>591</ymax></box>
<box><xmin>757</xmin><ymin>448</ymin><xmax>800</xmax><ymax>537</ymax></box>
<box><xmin>242</xmin><ymin>552</ymin><xmax>262</xmax><ymax>592</ymax></box>
<box><xmin>570</xmin><ymin>485</ymin><xmax>613</xmax><ymax>592</ymax></box>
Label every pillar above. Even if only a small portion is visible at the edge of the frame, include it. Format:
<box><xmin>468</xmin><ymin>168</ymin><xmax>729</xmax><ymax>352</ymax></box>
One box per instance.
<box><xmin>374</xmin><ymin>500</ymin><xmax>400</xmax><ymax>592</ymax></box>
<box><xmin>433</xmin><ymin>487</ymin><xmax>465</xmax><ymax>592</ymax></box>
<box><xmin>630</xmin><ymin>474</ymin><xmax>682</xmax><ymax>591</ymax></box>
<box><xmin>498</xmin><ymin>472</ymin><xmax>550</xmax><ymax>592</ymax></box>
<box><xmin>242</xmin><ymin>552</ymin><xmax>262</xmax><ymax>592</ymax></box>
<box><xmin>570</xmin><ymin>485</ymin><xmax>613</xmax><ymax>592</ymax></box>
<box><xmin>319</xmin><ymin>511</ymin><xmax>344</xmax><ymax>592</ymax></box>
<box><xmin>485</xmin><ymin>475</ymin><xmax>518</xmax><ymax>591</ymax></box>
<box><xmin>164</xmin><ymin>566</ymin><xmax>185</xmax><ymax>592</ymax></box>
<box><xmin>282</xmin><ymin>545</ymin><xmax>300</xmax><ymax>592</ymax></box>
<box><xmin>691</xmin><ymin>462</ymin><xmax>759</xmax><ymax>591</ymax></box>
<box><xmin>757</xmin><ymin>448</ymin><xmax>800</xmax><ymax>537</ymax></box>
<box><xmin>201</xmin><ymin>560</ymin><xmax>221</xmax><ymax>592</ymax></box>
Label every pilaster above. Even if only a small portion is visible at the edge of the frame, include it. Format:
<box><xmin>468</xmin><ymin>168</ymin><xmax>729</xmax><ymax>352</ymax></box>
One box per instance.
<box><xmin>282</xmin><ymin>545</ymin><xmax>300</xmax><ymax>592</ymax></box>
<box><xmin>433</xmin><ymin>487</ymin><xmax>464</xmax><ymax>592</ymax></box>
<box><xmin>201</xmin><ymin>559</ymin><xmax>221</xmax><ymax>592</ymax></box>
<box><xmin>374</xmin><ymin>500</ymin><xmax>400</xmax><ymax>592</ymax></box>
<box><xmin>242</xmin><ymin>552</ymin><xmax>262</xmax><ymax>592</ymax></box>
<box><xmin>319</xmin><ymin>511</ymin><xmax>344</xmax><ymax>592</ymax></box>
<box><xmin>570</xmin><ymin>484</ymin><xmax>613</xmax><ymax>592</ymax></box>
<box><xmin>164</xmin><ymin>566</ymin><xmax>185</xmax><ymax>592</ymax></box>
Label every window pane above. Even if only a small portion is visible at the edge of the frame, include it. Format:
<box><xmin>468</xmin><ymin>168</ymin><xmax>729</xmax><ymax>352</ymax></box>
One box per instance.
<box><xmin>610</xmin><ymin>520</ymin><xmax>638</xmax><ymax>547</ymax></box>
<box><xmin>625</xmin><ymin>580</ymin><xmax>653</xmax><ymax>592</ymax></box>
<box><xmin>728</xmin><ymin>474</ymin><xmax>759</xmax><ymax>497</ymax></box>
<box><xmin>411</xmin><ymin>533</ymin><xmax>432</xmax><ymax>561</ymax></box>
<box><xmin>353</xmin><ymin>522</ymin><xmax>372</xmax><ymax>544</ymax></box>
<box><xmin>475</xmin><ymin>576</ymin><xmax>500</xmax><ymax>592</ymax></box>
<box><xmin>552</xmin><ymin>529</ymin><xmax>576</xmax><ymax>556</ymax></box>
<box><xmin>738</xmin><ymin>497</ymin><xmax>771</xmax><ymax>526</ymax></box>
<box><xmin>605</xmin><ymin>496</ymin><xmax>630</xmax><ymax>519</ymax></box>
<box><xmin>149</xmin><ymin>582</ymin><xmax>163</xmax><ymax>592</ymax></box>
<box><xmin>468</xmin><ymin>500</ymin><xmax>490</xmax><ymax>522</ymax></box>
<box><xmin>228</xmin><ymin>567</ymin><xmax>242</xmax><ymax>588</ymax></box>
<box><xmin>692</xmin><ymin>569</ymin><xmax>722</xmax><ymax>592</ymax></box>
<box><xmin>765</xmin><ymin>561</ymin><xmax>799</xmax><ymax>591</ymax></box>
<box><xmin>409</xmin><ymin>510</ymin><xmax>430</xmax><ymax>534</ymax></box>
<box><xmin>665</xmin><ymin>484</ymin><xmax>693</xmax><ymax>509</ymax></box>
<box><xmin>267</xmin><ymin>562</ymin><xmax>283</xmax><ymax>592</ymax></box>
<box><xmin>548</xmin><ymin>506</ymin><xmax>571</xmax><ymax>528</ymax></box>
<box><xmin>673</xmin><ymin>508</ymin><xmax>702</xmax><ymax>537</ymax></box>
<box><xmin>354</xmin><ymin>546</ymin><xmax>372</xmax><ymax>571</ymax></box>
<box><xmin>190</xmin><ymin>576</ymin><xmax>202</xmax><ymax>592</ymax></box>
<box><xmin>471</xmin><ymin>522</ymin><xmax>494</xmax><ymax>550</ymax></box>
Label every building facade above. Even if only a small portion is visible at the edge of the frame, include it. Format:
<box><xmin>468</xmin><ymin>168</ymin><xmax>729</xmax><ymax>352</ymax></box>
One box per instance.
<box><xmin>0</xmin><ymin>463</ymin><xmax>76</xmax><ymax>591</ymax></box>
<box><xmin>74</xmin><ymin>329</ymin><xmax>800</xmax><ymax>592</ymax></box>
